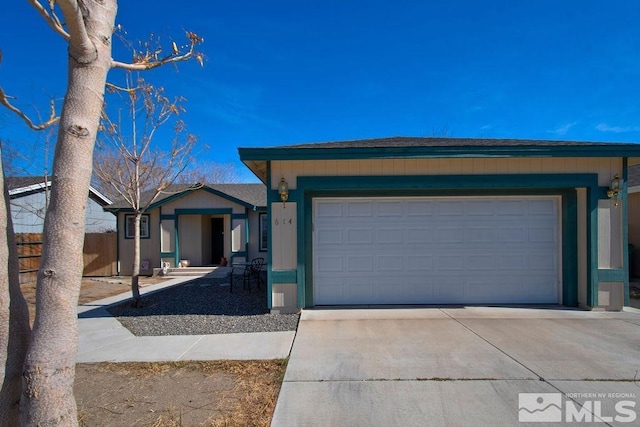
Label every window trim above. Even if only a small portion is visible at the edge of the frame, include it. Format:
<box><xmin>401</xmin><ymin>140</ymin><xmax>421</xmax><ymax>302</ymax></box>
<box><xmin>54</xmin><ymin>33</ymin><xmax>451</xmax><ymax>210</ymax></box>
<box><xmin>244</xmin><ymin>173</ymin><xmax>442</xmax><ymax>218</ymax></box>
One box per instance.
<box><xmin>259</xmin><ymin>212</ymin><xmax>268</xmax><ymax>252</ymax></box>
<box><xmin>125</xmin><ymin>214</ymin><xmax>150</xmax><ymax>239</ymax></box>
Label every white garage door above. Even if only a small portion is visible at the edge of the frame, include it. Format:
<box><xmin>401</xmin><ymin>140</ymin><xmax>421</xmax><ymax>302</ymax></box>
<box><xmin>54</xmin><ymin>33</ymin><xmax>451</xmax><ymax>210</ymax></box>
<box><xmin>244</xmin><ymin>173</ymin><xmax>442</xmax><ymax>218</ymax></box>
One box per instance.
<box><xmin>313</xmin><ymin>196</ymin><xmax>560</xmax><ymax>305</ymax></box>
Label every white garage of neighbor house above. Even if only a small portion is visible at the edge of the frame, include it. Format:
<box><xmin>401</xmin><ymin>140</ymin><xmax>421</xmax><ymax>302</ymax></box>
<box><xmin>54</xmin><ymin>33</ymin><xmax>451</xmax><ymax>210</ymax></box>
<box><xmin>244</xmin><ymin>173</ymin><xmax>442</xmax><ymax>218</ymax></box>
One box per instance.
<box><xmin>105</xmin><ymin>184</ymin><xmax>266</xmax><ymax>276</ymax></box>
<box><xmin>239</xmin><ymin>137</ymin><xmax>640</xmax><ymax>314</ymax></box>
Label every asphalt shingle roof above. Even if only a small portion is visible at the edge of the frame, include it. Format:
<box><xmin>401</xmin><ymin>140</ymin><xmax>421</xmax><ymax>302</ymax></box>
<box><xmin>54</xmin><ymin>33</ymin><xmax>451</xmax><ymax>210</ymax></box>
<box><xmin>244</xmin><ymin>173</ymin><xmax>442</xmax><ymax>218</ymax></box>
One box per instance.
<box><xmin>106</xmin><ymin>183</ymin><xmax>266</xmax><ymax>210</ymax></box>
<box><xmin>267</xmin><ymin>136</ymin><xmax>630</xmax><ymax>149</ymax></box>
<box><xmin>5</xmin><ymin>176</ymin><xmax>49</xmax><ymax>190</ymax></box>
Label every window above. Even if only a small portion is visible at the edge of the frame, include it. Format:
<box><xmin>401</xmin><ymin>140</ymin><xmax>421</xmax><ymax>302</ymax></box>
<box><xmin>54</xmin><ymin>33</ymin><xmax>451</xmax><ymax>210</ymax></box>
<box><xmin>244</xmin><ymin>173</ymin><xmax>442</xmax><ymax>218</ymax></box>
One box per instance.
<box><xmin>125</xmin><ymin>214</ymin><xmax>150</xmax><ymax>239</ymax></box>
<box><xmin>259</xmin><ymin>213</ymin><xmax>268</xmax><ymax>251</ymax></box>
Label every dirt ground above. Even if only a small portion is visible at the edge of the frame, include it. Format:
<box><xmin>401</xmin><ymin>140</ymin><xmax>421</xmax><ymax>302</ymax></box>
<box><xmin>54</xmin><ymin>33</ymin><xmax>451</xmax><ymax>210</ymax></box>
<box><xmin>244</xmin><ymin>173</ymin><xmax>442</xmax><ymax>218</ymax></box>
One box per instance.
<box><xmin>20</xmin><ymin>276</ymin><xmax>167</xmax><ymax>325</ymax></box>
<box><xmin>75</xmin><ymin>360</ymin><xmax>286</xmax><ymax>427</ymax></box>
<box><xmin>20</xmin><ymin>277</ymin><xmax>286</xmax><ymax>426</ymax></box>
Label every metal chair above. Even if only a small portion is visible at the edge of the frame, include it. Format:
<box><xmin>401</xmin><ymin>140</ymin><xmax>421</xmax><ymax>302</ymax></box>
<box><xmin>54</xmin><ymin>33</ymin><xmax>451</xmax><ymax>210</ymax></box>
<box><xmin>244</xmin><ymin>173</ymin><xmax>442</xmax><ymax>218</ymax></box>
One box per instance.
<box><xmin>250</xmin><ymin>257</ymin><xmax>265</xmax><ymax>289</ymax></box>
<box><xmin>230</xmin><ymin>257</ymin><xmax>265</xmax><ymax>292</ymax></box>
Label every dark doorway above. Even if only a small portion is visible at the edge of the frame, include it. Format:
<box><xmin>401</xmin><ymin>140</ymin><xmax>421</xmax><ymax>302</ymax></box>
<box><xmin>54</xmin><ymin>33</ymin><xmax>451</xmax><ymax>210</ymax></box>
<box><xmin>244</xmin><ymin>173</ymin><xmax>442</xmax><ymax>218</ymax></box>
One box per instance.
<box><xmin>211</xmin><ymin>217</ymin><xmax>225</xmax><ymax>264</ymax></box>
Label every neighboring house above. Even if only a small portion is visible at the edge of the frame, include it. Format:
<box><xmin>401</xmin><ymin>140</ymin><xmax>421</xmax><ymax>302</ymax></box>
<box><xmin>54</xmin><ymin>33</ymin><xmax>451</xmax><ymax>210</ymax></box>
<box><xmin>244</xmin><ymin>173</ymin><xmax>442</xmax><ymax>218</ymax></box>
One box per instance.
<box><xmin>239</xmin><ymin>136</ymin><xmax>640</xmax><ymax>313</ymax></box>
<box><xmin>7</xmin><ymin>176</ymin><xmax>116</xmax><ymax>233</ymax></box>
<box><xmin>105</xmin><ymin>184</ymin><xmax>267</xmax><ymax>276</ymax></box>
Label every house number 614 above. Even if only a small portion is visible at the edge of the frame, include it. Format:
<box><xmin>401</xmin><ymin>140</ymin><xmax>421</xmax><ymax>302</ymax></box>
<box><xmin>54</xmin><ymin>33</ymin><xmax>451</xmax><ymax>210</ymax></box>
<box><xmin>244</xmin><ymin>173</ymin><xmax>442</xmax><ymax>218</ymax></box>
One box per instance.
<box><xmin>274</xmin><ymin>217</ymin><xmax>292</xmax><ymax>225</ymax></box>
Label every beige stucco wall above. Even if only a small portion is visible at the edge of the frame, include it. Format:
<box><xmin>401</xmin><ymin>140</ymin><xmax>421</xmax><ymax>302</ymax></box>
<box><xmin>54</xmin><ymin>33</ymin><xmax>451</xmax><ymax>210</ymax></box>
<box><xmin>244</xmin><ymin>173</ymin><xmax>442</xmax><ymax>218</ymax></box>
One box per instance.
<box><xmin>268</xmin><ymin>156</ymin><xmax>625</xmax><ymax>311</ymax></box>
<box><xmin>271</xmin><ymin>157</ymin><xmax>622</xmax><ymax>189</ymax></box>
<box><xmin>117</xmin><ymin>210</ymin><xmax>160</xmax><ymax>276</ymax></box>
<box><xmin>247</xmin><ymin>210</ymin><xmax>267</xmax><ymax>261</ymax></box>
<box><xmin>179</xmin><ymin>215</ymin><xmax>203</xmax><ymax>266</ymax></box>
<box><xmin>161</xmin><ymin>191</ymin><xmax>246</xmax><ymax>214</ymax></box>
<box><xmin>118</xmin><ymin>189</ymin><xmax>264</xmax><ymax>274</ymax></box>
<box><xmin>628</xmin><ymin>192</ymin><xmax>640</xmax><ymax>276</ymax></box>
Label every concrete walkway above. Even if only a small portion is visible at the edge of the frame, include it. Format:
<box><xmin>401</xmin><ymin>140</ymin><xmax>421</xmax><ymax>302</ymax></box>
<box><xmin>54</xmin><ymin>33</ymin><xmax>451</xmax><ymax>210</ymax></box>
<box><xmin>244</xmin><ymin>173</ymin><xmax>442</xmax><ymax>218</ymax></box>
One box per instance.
<box><xmin>76</xmin><ymin>274</ymin><xmax>295</xmax><ymax>363</ymax></box>
<box><xmin>272</xmin><ymin>306</ymin><xmax>640</xmax><ymax>426</ymax></box>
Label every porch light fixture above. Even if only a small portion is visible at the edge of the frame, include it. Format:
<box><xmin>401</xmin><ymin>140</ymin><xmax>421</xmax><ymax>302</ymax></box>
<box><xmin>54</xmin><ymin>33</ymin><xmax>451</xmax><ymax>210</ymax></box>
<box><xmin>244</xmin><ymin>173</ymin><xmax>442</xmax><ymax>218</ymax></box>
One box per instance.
<box><xmin>278</xmin><ymin>177</ymin><xmax>289</xmax><ymax>208</ymax></box>
<box><xmin>607</xmin><ymin>174</ymin><xmax>623</xmax><ymax>207</ymax></box>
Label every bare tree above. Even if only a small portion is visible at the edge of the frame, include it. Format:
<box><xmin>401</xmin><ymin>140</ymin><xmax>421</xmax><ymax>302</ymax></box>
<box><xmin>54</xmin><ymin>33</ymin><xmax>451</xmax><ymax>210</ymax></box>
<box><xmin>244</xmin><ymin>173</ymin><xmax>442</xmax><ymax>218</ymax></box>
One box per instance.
<box><xmin>0</xmin><ymin>1</ymin><xmax>202</xmax><ymax>424</ymax></box>
<box><xmin>94</xmin><ymin>76</ymin><xmax>197</xmax><ymax>306</ymax></box>
<box><xmin>178</xmin><ymin>160</ymin><xmax>242</xmax><ymax>184</ymax></box>
<box><xmin>0</xmin><ymin>144</ymin><xmax>30</xmax><ymax>425</ymax></box>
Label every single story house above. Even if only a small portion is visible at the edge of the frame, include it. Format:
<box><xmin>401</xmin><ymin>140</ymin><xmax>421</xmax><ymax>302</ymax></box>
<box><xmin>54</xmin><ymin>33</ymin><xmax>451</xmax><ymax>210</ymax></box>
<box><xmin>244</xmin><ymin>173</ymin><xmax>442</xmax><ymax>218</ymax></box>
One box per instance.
<box><xmin>105</xmin><ymin>183</ymin><xmax>266</xmax><ymax>276</ymax></box>
<box><xmin>626</xmin><ymin>164</ymin><xmax>640</xmax><ymax>276</ymax></box>
<box><xmin>8</xmin><ymin>176</ymin><xmax>115</xmax><ymax>233</ymax></box>
<box><xmin>239</xmin><ymin>137</ymin><xmax>640</xmax><ymax>314</ymax></box>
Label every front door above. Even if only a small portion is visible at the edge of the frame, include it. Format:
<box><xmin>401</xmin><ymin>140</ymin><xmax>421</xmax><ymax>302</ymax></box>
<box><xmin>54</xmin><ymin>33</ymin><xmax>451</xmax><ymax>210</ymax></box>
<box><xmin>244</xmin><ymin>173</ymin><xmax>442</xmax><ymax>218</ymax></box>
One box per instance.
<box><xmin>211</xmin><ymin>217</ymin><xmax>225</xmax><ymax>264</ymax></box>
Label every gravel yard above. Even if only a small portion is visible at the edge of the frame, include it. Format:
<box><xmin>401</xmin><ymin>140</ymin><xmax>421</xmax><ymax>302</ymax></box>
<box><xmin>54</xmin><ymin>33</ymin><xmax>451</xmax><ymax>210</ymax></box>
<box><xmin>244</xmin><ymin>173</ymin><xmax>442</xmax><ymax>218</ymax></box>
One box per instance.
<box><xmin>107</xmin><ymin>274</ymin><xmax>300</xmax><ymax>336</ymax></box>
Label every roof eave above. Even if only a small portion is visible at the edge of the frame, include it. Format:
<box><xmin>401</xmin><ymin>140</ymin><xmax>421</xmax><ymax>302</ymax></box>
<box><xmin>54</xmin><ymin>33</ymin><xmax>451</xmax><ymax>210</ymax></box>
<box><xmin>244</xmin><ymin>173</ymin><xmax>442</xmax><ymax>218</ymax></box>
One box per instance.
<box><xmin>239</xmin><ymin>144</ymin><xmax>640</xmax><ymax>161</ymax></box>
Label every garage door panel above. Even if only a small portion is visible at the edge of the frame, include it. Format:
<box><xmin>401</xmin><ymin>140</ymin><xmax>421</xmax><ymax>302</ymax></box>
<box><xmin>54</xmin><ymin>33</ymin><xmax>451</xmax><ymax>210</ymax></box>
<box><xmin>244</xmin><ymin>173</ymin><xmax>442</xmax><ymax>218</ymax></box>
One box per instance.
<box><xmin>377</xmin><ymin>201</ymin><xmax>403</xmax><ymax>216</ymax></box>
<box><xmin>406</xmin><ymin>200</ymin><xmax>434</xmax><ymax>215</ymax></box>
<box><xmin>313</xmin><ymin>197</ymin><xmax>560</xmax><ymax>305</ymax></box>
<box><xmin>377</xmin><ymin>228</ymin><xmax>404</xmax><ymax>244</ymax></box>
<box><xmin>316</xmin><ymin>255</ymin><xmax>344</xmax><ymax>272</ymax></box>
<box><xmin>529</xmin><ymin>227</ymin><xmax>557</xmax><ymax>242</ymax></box>
<box><xmin>466</xmin><ymin>227</ymin><xmax>495</xmax><ymax>242</ymax></box>
<box><xmin>317</xmin><ymin>229</ymin><xmax>343</xmax><ymax>245</ymax></box>
<box><xmin>346</xmin><ymin>229</ymin><xmax>373</xmax><ymax>244</ymax></box>
<box><xmin>437</xmin><ymin>228</ymin><xmax>465</xmax><ymax>243</ymax></box>
<box><xmin>346</xmin><ymin>255</ymin><xmax>374</xmax><ymax>271</ymax></box>
<box><xmin>529</xmin><ymin>199</ymin><xmax>556</xmax><ymax>214</ymax></box>
<box><xmin>346</xmin><ymin>201</ymin><xmax>373</xmax><ymax>217</ymax></box>
<box><xmin>406</xmin><ymin>228</ymin><xmax>434</xmax><ymax>243</ymax></box>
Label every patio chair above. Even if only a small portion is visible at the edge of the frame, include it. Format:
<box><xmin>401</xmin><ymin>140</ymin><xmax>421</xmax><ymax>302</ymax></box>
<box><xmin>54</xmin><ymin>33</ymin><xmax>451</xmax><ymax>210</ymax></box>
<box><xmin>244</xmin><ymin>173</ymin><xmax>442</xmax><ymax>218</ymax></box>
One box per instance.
<box><xmin>229</xmin><ymin>257</ymin><xmax>265</xmax><ymax>292</ymax></box>
<box><xmin>250</xmin><ymin>257</ymin><xmax>265</xmax><ymax>289</ymax></box>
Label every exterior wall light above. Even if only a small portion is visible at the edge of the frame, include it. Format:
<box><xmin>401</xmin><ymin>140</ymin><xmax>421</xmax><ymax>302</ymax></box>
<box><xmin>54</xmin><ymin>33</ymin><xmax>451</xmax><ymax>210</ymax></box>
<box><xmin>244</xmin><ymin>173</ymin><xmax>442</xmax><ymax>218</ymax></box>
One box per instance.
<box><xmin>607</xmin><ymin>174</ymin><xmax>623</xmax><ymax>207</ymax></box>
<box><xmin>278</xmin><ymin>177</ymin><xmax>289</xmax><ymax>208</ymax></box>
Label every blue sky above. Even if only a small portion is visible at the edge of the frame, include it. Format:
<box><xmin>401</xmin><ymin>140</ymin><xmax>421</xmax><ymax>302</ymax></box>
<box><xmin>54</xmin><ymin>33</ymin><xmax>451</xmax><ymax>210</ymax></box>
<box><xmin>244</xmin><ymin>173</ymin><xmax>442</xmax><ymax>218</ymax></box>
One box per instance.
<box><xmin>1</xmin><ymin>1</ymin><xmax>640</xmax><ymax>182</ymax></box>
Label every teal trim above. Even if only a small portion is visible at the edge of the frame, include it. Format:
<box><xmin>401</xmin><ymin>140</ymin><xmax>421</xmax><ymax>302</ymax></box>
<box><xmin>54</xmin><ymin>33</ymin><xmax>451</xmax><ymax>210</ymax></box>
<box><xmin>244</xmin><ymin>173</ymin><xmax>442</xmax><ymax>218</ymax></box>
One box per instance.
<box><xmin>239</xmin><ymin>144</ymin><xmax>640</xmax><ymax>163</ymax></box>
<box><xmin>598</xmin><ymin>269</ymin><xmax>626</xmax><ymax>282</ymax></box>
<box><xmin>294</xmin><ymin>173</ymin><xmax>599</xmax><ymax>308</ymax></box>
<box><xmin>623</xmin><ymin>158</ymin><xmax>630</xmax><ymax>305</ymax></box>
<box><xmin>297</xmin><ymin>174</ymin><xmax>599</xmax><ymax>190</ymax></box>
<box><xmin>197</xmin><ymin>186</ymin><xmax>261</xmax><ymax>210</ymax></box>
<box><xmin>160</xmin><ymin>214</ymin><xmax>175</xmax><ymax>220</ymax></box>
<box><xmin>230</xmin><ymin>251</ymin><xmax>248</xmax><ymax>265</ymax></box>
<box><xmin>272</xmin><ymin>270</ymin><xmax>297</xmax><ymax>283</ymax></box>
<box><xmin>562</xmin><ymin>190</ymin><xmax>578</xmax><ymax>306</ymax></box>
<box><xmin>161</xmin><ymin>251</ymin><xmax>175</xmax><ymax>258</ymax></box>
<box><xmin>124</xmin><ymin>214</ymin><xmax>150</xmax><ymax>240</ymax></box>
<box><xmin>258</xmin><ymin>212</ymin><xmax>268</xmax><ymax>252</ymax></box>
<box><xmin>174</xmin><ymin>215</ymin><xmax>180</xmax><ymax>266</ymax></box>
<box><xmin>116</xmin><ymin>214</ymin><xmax>121</xmax><ymax>275</ymax></box>
<box><xmin>587</xmin><ymin>186</ymin><xmax>598</xmax><ymax>306</ymax></box>
<box><xmin>175</xmin><ymin>208</ymin><xmax>233</xmax><ymax>215</ymax></box>
<box><xmin>266</xmin><ymin>161</ymin><xmax>273</xmax><ymax>308</ymax></box>
<box><xmin>231</xmin><ymin>213</ymin><xmax>247</xmax><ymax>219</ymax></box>
<box><xmin>173</xmin><ymin>208</ymin><xmax>234</xmax><ymax>266</ymax></box>
<box><xmin>144</xmin><ymin>186</ymin><xmax>259</xmax><ymax>212</ymax></box>
<box><xmin>158</xmin><ymin>206</ymin><xmax>162</xmax><ymax>268</ymax></box>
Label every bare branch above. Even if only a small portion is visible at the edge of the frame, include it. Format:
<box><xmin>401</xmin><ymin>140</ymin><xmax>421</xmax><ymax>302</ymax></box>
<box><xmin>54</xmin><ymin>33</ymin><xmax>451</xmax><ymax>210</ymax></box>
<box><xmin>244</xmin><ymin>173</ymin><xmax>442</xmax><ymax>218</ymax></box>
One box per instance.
<box><xmin>56</xmin><ymin>0</ymin><xmax>97</xmax><ymax>63</ymax></box>
<box><xmin>27</xmin><ymin>0</ymin><xmax>70</xmax><ymax>40</ymax></box>
<box><xmin>0</xmin><ymin>88</ymin><xmax>59</xmax><ymax>131</ymax></box>
<box><xmin>111</xmin><ymin>31</ymin><xmax>204</xmax><ymax>70</ymax></box>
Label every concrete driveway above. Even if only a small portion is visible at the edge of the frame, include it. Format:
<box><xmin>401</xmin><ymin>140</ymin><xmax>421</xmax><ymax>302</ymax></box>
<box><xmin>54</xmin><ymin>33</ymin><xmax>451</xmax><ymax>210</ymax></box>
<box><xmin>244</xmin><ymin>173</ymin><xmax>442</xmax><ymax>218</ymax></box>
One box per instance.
<box><xmin>272</xmin><ymin>307</ymin><xmax>640</xmax><ymax>426</ymax></box>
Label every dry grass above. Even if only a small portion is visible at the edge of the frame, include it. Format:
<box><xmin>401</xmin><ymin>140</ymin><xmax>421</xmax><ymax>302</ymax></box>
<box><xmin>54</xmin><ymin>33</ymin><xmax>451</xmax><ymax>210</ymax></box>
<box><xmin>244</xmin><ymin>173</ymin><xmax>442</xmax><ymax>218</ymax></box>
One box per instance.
<box><xmin>75</xmin><ymin>360</ymin><xmax>288</xmax><ymax>427</ymax></box>
<box><xmin>20</xmin><ymin>276</ymin><xmax>167</xmax><ymax>325</ymax></box>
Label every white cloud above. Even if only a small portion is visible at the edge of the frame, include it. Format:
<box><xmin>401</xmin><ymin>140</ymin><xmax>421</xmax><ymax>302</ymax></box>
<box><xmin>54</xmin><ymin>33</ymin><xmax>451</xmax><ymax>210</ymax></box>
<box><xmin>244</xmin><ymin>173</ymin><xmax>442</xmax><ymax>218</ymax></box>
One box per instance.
<box><xmin>596</xmin><ymin>123</ymin><xmax>640</xmax><ymax>133</ymax></box>
<box><xmin>548</xmin><ymin>121</ymin><xmax>578</xmax><ymax>136</ymax></box>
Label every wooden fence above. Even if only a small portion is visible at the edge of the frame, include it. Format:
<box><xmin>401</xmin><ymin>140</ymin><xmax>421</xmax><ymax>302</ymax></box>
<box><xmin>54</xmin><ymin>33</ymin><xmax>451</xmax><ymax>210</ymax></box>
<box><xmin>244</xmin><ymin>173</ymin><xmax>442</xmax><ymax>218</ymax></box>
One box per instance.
<box><xmin>16</xmin><ymin>232</ymin><xmax>117</xmax><ymax>283</ymax></box>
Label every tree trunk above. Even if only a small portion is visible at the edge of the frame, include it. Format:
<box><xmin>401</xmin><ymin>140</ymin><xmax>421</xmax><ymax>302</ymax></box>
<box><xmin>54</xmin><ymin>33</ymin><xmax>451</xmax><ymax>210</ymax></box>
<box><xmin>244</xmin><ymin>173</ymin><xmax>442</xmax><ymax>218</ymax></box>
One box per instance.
<box><xmin>0</xmin><ymin>149</ymin><xmax>31</xmax><ymax>425</ymax></box>
<box><xmin>20</xmin><ymin>2</ymin><xmax>118</xmax><ymax>425</ymax></box>
<box><xmin>131</xmin><ymin>212</ymin><xmax>142</xmax><ymax>306</ymax></box>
